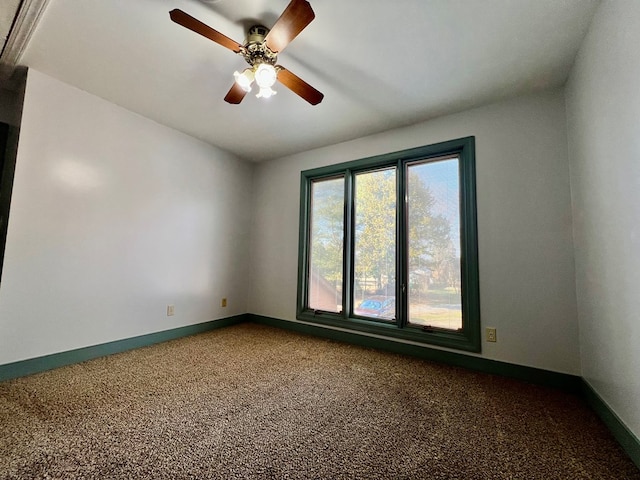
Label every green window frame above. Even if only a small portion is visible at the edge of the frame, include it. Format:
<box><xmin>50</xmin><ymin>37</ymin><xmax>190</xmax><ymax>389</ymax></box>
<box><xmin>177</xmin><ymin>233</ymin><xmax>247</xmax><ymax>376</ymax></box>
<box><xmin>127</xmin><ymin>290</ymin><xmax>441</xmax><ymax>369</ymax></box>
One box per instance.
<box><xmin>0</xmin><ymin>122</ymin><xmax>15</xmax><ymax>284</ymax></box>
<box><xmin>297</xmin><ymin>136</ymin><xmax>481</xmax><ymax>352</ymax></box>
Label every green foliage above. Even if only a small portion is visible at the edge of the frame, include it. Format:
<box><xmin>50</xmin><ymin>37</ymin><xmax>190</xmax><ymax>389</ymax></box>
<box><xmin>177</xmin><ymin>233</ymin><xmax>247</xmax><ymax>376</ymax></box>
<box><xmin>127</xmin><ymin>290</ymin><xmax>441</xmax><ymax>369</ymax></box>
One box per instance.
<box><xmin>309</xmin><ymin>168</ymin><xmax>457</xmax><ymax>296</ymax></box>
<box><xmin>354</xmin><ymin>169</ymin><xmax>396</xmax><ymax>292</ymax></box>
<box><xmin>407</xmin><ymin>167</ymin><xmax>454</xmax><ymax>288</ymax></box>
<box><xmin>310</xmin><ymin>178</ymin><xmax>344</xmax><ymax>283</ymax></box>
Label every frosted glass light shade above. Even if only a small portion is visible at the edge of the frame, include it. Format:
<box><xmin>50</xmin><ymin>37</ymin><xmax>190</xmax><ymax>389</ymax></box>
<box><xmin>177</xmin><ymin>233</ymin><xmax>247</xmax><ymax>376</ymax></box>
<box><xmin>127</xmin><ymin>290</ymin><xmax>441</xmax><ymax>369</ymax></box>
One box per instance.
<box><xmin>233</xmin><ymin>68</ymin><xmax>255</xmax><ymax>92</ymax></box>
<box><xmin>256</xmin><ymin>86</ymin><xmax>277</xmax><ymax>99</ymax></box>
<box><xmin>254</xmin><ymin>64</ymin><xmax>277</xmax><ymax>88</ymax></box>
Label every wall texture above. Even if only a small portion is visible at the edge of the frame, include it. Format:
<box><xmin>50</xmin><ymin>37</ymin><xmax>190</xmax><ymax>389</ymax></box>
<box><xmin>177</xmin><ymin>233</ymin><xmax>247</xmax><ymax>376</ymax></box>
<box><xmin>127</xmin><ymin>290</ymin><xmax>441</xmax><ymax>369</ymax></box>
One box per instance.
<box><xmin>250</xmin><ymin>89</ymin><xmax>580</xmax><ymax>375</ymax></box>
<box><xmin>566</xmin><ymin>0</ymin><xmax>640</xmax><ymax>440</ymax></box>
<box><xmin>0</xmin><ymin>69</ymin><xmax>252</xmax><ymax>365</ymax></box>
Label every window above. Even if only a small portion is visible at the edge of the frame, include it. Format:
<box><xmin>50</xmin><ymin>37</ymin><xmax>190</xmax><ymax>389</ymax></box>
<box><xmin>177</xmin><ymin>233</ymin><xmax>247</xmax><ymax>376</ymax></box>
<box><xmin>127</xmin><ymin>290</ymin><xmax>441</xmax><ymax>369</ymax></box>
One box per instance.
<box><xmin>308</xmin><ymin>176</ymin><xmax>344</xmax><ymax>313</ymax></box>
<box><xmin>297</xmin><ymin>137</ymin><xmax>480</xmax><ymax>351</ymax></box>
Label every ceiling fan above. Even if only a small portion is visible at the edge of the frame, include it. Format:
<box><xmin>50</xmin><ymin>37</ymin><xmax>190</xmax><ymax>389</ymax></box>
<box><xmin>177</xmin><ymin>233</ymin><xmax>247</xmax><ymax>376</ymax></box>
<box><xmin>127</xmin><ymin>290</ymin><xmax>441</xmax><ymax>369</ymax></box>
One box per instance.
<box><xmin>169</xmin><ymin>0</ymin><xmax>324</xmax><ymax>105</ymax></box>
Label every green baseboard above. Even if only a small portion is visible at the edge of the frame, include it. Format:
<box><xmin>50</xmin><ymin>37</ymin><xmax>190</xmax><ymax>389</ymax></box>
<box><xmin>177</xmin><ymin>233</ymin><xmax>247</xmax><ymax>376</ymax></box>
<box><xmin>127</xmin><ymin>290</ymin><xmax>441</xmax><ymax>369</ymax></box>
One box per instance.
<box><xmin>0</xmin><ymin>314</ymin><xmax>249</xmax><ymax>382</ymax></box>
<box><xmin>249</xmin><ymin>314</ymin><xmax>583</xmax><ymax>393</ymax></box>
<box><xmin>582</xmin><ymin>380</ymin><xmax>640</xmax><ymax>470</ymax></box>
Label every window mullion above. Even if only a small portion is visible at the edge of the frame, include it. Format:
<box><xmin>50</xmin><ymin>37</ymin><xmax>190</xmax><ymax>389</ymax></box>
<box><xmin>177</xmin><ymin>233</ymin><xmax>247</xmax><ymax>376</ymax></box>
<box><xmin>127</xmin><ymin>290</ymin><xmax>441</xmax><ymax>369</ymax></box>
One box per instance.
<box><xmin>397</xmin><ymin>159</ymin><xmax>407</xmax><ymax>328</ymax></box>
<box><xmin>344</xmin><ymin>169</ymin><xmax>354</xmax><ymax>319</ymax></box>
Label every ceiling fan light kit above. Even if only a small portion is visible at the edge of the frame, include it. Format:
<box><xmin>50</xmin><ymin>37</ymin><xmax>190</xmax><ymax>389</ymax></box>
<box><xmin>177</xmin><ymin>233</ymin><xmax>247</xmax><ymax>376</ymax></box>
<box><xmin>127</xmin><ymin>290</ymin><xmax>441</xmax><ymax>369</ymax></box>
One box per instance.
<box><xmin>169</xmin><ymin>0</ymin><xmax>323</xmax><ymax>105</ymax></box>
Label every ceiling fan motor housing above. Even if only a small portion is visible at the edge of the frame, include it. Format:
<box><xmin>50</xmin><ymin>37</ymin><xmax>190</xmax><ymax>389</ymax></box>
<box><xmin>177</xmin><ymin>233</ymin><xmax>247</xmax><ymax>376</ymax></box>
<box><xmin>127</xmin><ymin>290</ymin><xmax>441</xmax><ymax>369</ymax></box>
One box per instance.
<box><xmin>247</xmin><ymin>25</ymin><xmax>269</xmax><ymax>44</ymax></box>
<box><xmin>242</xmin><ymin>25</ymin><xmax>278</xmax><ymax>66</ymax></box>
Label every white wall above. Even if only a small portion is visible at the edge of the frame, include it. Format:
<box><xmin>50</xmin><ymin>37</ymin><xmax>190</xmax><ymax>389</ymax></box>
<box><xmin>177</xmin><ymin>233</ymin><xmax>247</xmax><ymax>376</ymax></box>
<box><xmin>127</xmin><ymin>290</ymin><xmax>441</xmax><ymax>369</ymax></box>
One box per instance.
<box><xmin>250</xmin><ymin>89</ymin><xmax>580</xmax><ymax>374</ymax></box>
<box><xmin>566</xmin><ymin>0</ymin><xmax>640</xmax><ymax>439</ymax></box>
<box><xmin>0</xmin><ymin>69</ymin><xmax>252</xmax><ymax>365</ymax></box>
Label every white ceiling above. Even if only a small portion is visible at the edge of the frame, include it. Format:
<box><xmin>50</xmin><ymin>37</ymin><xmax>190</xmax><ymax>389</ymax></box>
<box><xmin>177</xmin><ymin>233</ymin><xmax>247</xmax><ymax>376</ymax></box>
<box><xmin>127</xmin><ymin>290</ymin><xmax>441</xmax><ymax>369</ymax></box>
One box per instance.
<box><xmin>8</xmin><ymin>0</ymin><xmax>599</xmax><ymax>161</ymax></box>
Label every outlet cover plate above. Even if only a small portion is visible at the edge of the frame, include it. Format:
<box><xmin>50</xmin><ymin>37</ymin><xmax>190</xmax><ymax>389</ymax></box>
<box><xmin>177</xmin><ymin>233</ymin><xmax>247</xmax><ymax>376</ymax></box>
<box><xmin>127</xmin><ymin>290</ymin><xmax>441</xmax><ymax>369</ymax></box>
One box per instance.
<box><xmin>486</xmin><ymin>327</ymin><xmax>497</xmax><ymax>342</ymax></box>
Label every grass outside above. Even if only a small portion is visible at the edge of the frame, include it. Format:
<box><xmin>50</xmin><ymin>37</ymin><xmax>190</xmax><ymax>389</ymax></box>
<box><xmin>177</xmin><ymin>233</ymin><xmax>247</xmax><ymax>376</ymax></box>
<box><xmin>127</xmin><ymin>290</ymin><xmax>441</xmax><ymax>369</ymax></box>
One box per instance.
<box><xmin>410</xmin><ymin>287</ymin><xmax>462</xmax><ymax>330</ymax></box>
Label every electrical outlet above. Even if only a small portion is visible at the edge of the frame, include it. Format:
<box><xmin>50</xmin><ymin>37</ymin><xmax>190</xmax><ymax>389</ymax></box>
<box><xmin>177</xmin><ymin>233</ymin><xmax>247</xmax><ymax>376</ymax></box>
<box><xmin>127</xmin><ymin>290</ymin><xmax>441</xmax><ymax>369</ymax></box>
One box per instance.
<box><xmin>221</xmin><ymin>298</ymin><xmax>227</xmax><ymax>308</ymax></box>
<box><xmin>486</xmin><ymin>327</ymin><xmax>497</xmax><ymax>342</ymax></box>
<box><xmin>167</xmin><ymin>304</ymin><xmax>175</xmax><ymax>316</ymax></box>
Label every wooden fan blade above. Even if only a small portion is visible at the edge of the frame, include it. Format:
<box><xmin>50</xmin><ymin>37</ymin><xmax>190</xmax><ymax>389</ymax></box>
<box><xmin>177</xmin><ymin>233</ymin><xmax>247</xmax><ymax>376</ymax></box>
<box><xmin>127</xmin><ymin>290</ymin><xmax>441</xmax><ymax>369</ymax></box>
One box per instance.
<box><xmin>224</xmin><ymin>83</ymin><xmax>248</xmax><ymax>104</ymax></box>
<box><xmin>265</xmin><ymin>0</ymin><xmax>315</xmax><ymax>53</ymax></box>
<box><xmin>277</xmin><ymin>67</ymin><xmax>323</xmax><ymax>105</ymax></box>
<box><xmin>170</xmin><ymin>9</ymin><xmax>243</xmax><ymax>53</ymax></box>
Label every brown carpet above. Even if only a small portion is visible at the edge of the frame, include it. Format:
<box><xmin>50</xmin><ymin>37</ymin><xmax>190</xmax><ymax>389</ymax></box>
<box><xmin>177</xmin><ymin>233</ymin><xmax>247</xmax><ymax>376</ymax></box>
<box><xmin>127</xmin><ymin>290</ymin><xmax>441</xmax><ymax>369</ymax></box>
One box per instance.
<box><xmin>1</xmin><ymin>322</ymin><xmax>638</xmax><ymax>479</ymax></box>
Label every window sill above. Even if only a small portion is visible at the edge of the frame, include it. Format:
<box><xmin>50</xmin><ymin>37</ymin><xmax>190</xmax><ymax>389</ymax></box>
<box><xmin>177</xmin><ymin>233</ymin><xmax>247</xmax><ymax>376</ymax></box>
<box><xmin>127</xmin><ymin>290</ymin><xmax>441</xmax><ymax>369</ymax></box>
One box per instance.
<box><xmin>296</xmin><ymin>310</ymin><xmax>481</xmax><ymax>352</ymax></box>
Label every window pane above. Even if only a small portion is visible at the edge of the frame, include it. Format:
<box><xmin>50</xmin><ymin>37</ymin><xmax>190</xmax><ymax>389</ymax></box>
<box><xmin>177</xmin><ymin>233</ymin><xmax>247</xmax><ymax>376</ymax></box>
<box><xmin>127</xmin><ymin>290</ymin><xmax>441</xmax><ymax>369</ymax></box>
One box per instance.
<box><xmin>353</xmin><ymin>168</ymin><xmax>396</xmax><ymax>320</ymax></box>
<box><xmin>308</xmin><ymin>177</ymin><xmax>344</xmax><ymax>313</ymax></box>
<box><xmin>407</xmin><ymin>158</ymin><xmax>462</xmax><ymax>330</ymax></box>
